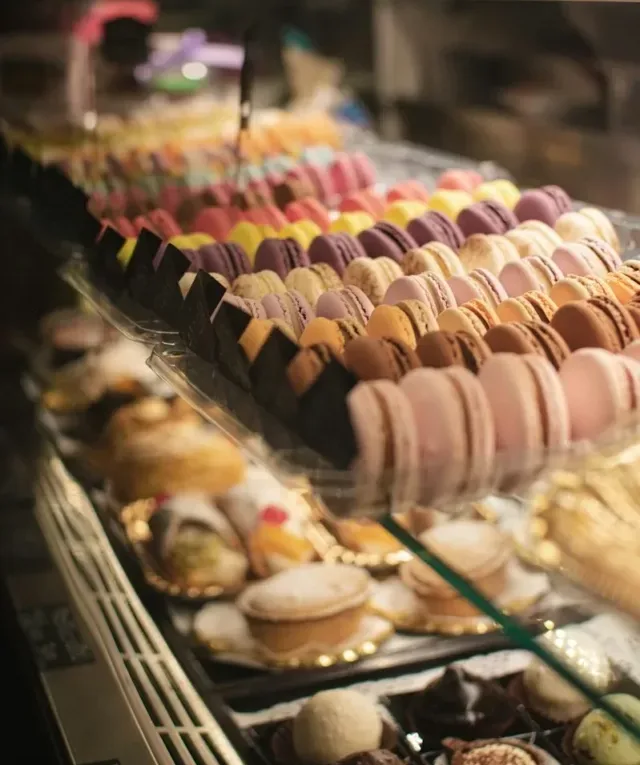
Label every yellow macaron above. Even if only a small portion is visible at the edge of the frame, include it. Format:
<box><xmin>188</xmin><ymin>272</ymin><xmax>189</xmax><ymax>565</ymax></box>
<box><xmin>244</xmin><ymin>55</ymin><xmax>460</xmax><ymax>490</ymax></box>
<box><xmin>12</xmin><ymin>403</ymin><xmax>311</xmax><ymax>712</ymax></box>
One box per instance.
<box><xmin>428</xmin><ymin>190</ymin><xmax>474</xmax><ymax>221</ymax></box>
<box><xmin>473</xmin><ymin>179</ymin><xmax>521</xmax><ymax>209</ymax></box>
<box><xmin>383</xmin><ymin>200</ymin><xmax>429</xmax><ymax>228</ymax></box>
<box><xmin>279</xmin><ymin>220</ymin><xmax>322</xmax><ymax>249</ymax></box>
<box><xmin>330</xmin><ymin>212</ymin><xmax>375</xmax><ymax>236</ymax></box>
<box><xmin>228</xmin><ymin>222</ymin><xmax>265</xmax><ymax>262</ymax></box>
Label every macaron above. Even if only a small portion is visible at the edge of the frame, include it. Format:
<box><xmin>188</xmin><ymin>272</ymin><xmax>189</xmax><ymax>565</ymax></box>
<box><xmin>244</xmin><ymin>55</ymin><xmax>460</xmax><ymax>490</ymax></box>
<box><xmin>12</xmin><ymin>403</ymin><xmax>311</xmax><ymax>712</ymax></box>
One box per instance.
<box><xmin>330</xmin><ymin>212</ymin><xmax>375</xmax><ymax>236</ymax></box>
<box><xmin>436</xmin><ymin>169</ymin><xmax>483</xmax><ymax>193</ymax></box>
<box><xmin>232</xmin><ymin>270</ymin><xmax>286</xmax><ymax>300</ymax></box>
<box><xmin>457</xmin><ymin>200</ymin><xmax>518</xmax><ymax>238</ymax></box>
<box><xmin>473</xmin><ymin>179</ymin><xmax>521</xmax><ymax>208</ymax></box>
<box><xmin>316</xmin><ymin>286</ymin><xmax>375</xmax><ymax>325</ymax></box>
<box><xmin>550</xmin><ymin>275</ymin><xmax>615</xmax><ymax>307</ymax></box>
<box><xmin>358</xmin><ymin>222</ymin><xmax>418</xmax><ymax>263</ymax></box>
<box><xmin>555</xmin><ymin>207</ymin><xmax>621</xmax><ymax>253</ymax></box>
<box><xmin>402</xmin><ymin>242</ymin><xmax>465</xmax><ymax>280</ymax></box>
<box><xmin>383</xmin><ymin>273</ymin><xmax>456</xmax><ymax>314</ymax></box>
<box><xmin>551</xmin><ymin>296</ymin><xmax>639</xmax><ymax>352</ymax></box>
<box><xmin>309</xmin><ymin>233</ymin><xmax>366</xmax><ymax>277</ymax></box>
<box><xmin>368</xmin><ymin>303</ymin><xmax>436</xmax><ymax>348</ymax></box>
<box><xmin>406</xmin><ymin>210</ymin><xmax>465</xmax><ymax>251</ymax></box>
<box><xmin>192</xmin><ymin>207</ymin><xmax>235</xmax><ymax>241</ymax></box>
<box><xmin>285</xmin><ymin>198</ymin><xmax>332</xmax><ymax>232</ymax></box>
<box><xmin>428</xmin><ymin>190</ymin><xmax>474</xmax><ymax>220</ymax></box>
<box><xmin>499</xmin><ymin>256</ymin><xmax>563</xmax><ymax>297</ymax></box>
<box><xmin>343</xmin><ymin>256</ymin><xmax>402</xmax><ymax>306</ymax></box>
<box><xmin>344</xmin><ymin>336</ymin><xmax>421</xmax><ymax>382</ymax></box>
<box><xmin>438</xmin><ymin>299</ymin><xmax>500</xmax><ymax>338</ymax></box>
<box><xmin>484</xmin><ymin>322</ymin><xmax>570</xmax><ymax>370</ymax></box>
<box><xmin>299</xmin><ymin>317</ymin><xmax>366</xmax><ymax>354</ymax></box>
<box><xmin>552</xmin><ymin>240</ymin><xmax>607</xmax><ymax>277</ymax></box>
<box><xmin>496</xmin><ymin>291</ymin><xmax>557</xmax><ymax>324</ymax></box>
<box><xmin>417</xmin><ymin>330</ymin><xmax>492</xmax><ymax>374</ymax></box>
<box><xmin>479</xmin><ymin>353</ymin><xmax>570</xmax><ymax>474</ymax></box>
<box><xmin>384</xmin><ymin>200</ymin><xmax>429</xmax><ymax>228</ymax></box>
<box><xmin>560</xmin><ymin>348</ymin><xmax>640</xmax><ymax>440</ymax></box>
<box><xmin>514</xmin><ymin>185</ymin><xmax>572</xmax><ymax>226</ymax></box>
<box><xmin>254</xmin><ymin>238</ymin><xmax>310</xmax><ymax>278</ymax></box>
<box><xmin>339</xmin><ymin>189</ymin><xmax>386</xmax><ymax>218</ymax></box>
<box><xmin>605</xmin><ymin>270</ymin><xmax>640</xmax><ymax>304</ymax></box>
<box><xmin>347</xmin><ymin>379</ymin><xmax>419</xmax><ymax>505</ymax></box>
<box><xmin>147</xmin><ymin>208</ymin><xmax>182</xmax><ymax>238</ymax></box>
<box><xmin>280</xmin><ymin>220</ymin><xmax>322</xmax><ymax>250</ymax></box>
<box><xmin>505</xmin><ymin>223</ymin><xmax>562</xmax><ymax>259</ymax></box>
<box><xmin>448</xmin><ymin>269</ymin><xmax>508</xmax><ymax>309</ymax></box>
<box><xmin>285</xmin><ymin>264</ymin><xmax>342</xmax><ymax>305</ymax></box>
<box><xmin>228</xmin><ymin>221</ymin><xmax>266</xmax><ymax>261</ymax></box>
<box><xmin>197</xmin><ymin>242</ymin><xmax>252</xmax><ymax>282</ymax></box>
<box><xmin>400</xmin><ymin>366</ymin><xmax>495</xmax><ymax>500</ymax></box>
<box><xmin>349</xmin><ymin>152</ymin><xmax>378</xmax><ymax>190</ymax></box>
<box><xmin>386</xmin><ymin>180</ymin><xmax>431</xmax><ymax>204</ymax></box>
<box><xmin>287</xmin><ymin>343</ymin><xmax>340</xmax><ymax>396</ymax></box>
<box><xmin>329</xmin><ymin>154</ymin><xmax>360</xmax><ymax>197</ymax></box>
<box><xmin>458</xmin><ymin>234</ymin><xmax>517</xmax><ymax>275</ymax></box>
<box><xmin>240</xmin><ymin>319</ymin><xmax>296</xmax><ymax>363</ymax></box>
<box><xmin>261</xmin><ymin>290</ymin><xmax>315</xmax><ymax>338</ymax></box>
<box><xmin>223</xmin><ymin>294</ymin><xmax>266</xmax><ymax>318</ymax></box>
<box><xmin>579</xmin><ymin>236</ymin><xmax>623</xmax><ymax>273</ymax></box>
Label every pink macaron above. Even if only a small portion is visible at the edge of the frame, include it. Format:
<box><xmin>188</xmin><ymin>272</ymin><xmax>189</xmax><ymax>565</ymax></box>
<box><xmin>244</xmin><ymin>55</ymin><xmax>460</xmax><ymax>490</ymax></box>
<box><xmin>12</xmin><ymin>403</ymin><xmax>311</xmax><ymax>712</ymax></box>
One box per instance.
<box><xmin>448</xmin><ymin>269</ymin><xmax>508</xmax><ymax>308</ymax></box>
<box><xmin>192</xmin><ymin>207</ymin><xmax>234</xmax><ymax>240</ymax></box>
<box><xmin>383</xmin><ymin>274</ymin><xmax>456</xmax><ymax>314</ymax></box>
<box><xmin>552</xmin><ymin>241</ymin><xmax>604</xmax><ymax>277</ymax></box>
<box><xmin>479</xmin><ymin>352</ymin><xmax>570</xmax><ymax>486</ymax></box>
<box><xmin>348</xmin><ymin>379</ymin><xmax>420</xmax><ymax>504</ymax></box>
<box><xmin>339</xmin><ymin>190</ymin><xmax>386</xmax><ymax>218</ymax></box>
<box><xmin>500</xmin><ymin>257</ymin><xmax>561</xmax><ymax>297</ymax></box>
<box><xmin>285</xmin><ymin>198</ymin><xmax>332</xmax><ymax>232</ymax></box>
<box><xmin>330</xmin><ymin>154</ymin><xmax>361</xmax><ymax>197</ymax></box>
<box><xmin>386</xmin><ymin>181</ymin><xmax>431</xmax><ymax>204</ymax></box>
<box><xmin>400</xmin><ymin>366</ymin><xmax>495</xmax><ymax>501</ymax></box>
<box><xmin>316</xmin><ymin>286</ymin><xmax>375</xmax><ymax>324</ymax></box>
<box><xmin>560</xmin><ymin>348</ymin><xmax>640</xmax><ymax>441</ymax></box>
<box><xmin>437</xmin><ymin>169</ymin><xmax>484</xmax><ymax>193</ymax></box>
<box><xmin>350</xmin><ymin>152</ymin><xmax>377</xmax><ymax>190</ymax></box>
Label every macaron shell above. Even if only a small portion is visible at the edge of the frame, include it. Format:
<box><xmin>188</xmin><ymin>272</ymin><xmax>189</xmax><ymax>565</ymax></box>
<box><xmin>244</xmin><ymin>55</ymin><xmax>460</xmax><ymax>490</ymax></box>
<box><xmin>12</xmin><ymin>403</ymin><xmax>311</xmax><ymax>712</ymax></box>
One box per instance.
<box><xmin>606</xmin><ymin>272</ymin><xmax>640</xmax><ymax>304</ymax></box>
<box><xmin>344</xmin><ymin>257</ymin><xmax>401</xmax><ymax>306</ymax></box>
<box><xmin>228</xmin><ymin>222</ymin><xmax>265</xmax><ymax>261</ymax></box>
<box><xmin>429</xmin><ymin>190</ymin><xmax>474</xmax><ymax>219</ymax></box>
<box><xmin>396</xmin><ymin>299</ymin><xmax>439</xmax><ymax>339</ymax></box>
<box><xmin>299</xmin><ymin>317</ymin><xmax>350</xmax><ymax>353</ymax></box>
<box><xmin>287</xmin><ymin>344</ymin><xmax>336</xmax><ymax>396</ymax></box>
<box><xmin>438</xmin><ymin>306</ymin><xmax>487</xmax><ymax>338</ymax></box>
<box><xmin>551</xmin><ymin>298</ymin><xmax>639</xmax><ymax>352</ymax></box>
<box><xmin>417</xmin><ymin>330</ymin><xmax>492</xmax><ymax>373</ymax></box>
<box><xmin>550</xmin><ymin>276</ymin><xmax>614</xmax><ymax>307</ymax></box>
<box><xmin>579</xmin><ymin>208</ymin><xmax>621</xmax><ymax>253</ymax></box>
<box><xmin>467</xmin><ymin>269</ymin><xmax>509</xmax><ymax>308</ymax></box>
<box><xmin>368</xmin><ymin>305</ymin><xmax>418</xmax><ymax>347</ymax></box>
<box><xmin>344</xmin><ymin>336</ymin><xmax>420</xmax><ymax>382</ymax></box>
<box><xmin>330</xmin><ymin>212</ymin><xmax>375</xmax><ymax>236</ymax></box>
<box><xmin>551</xmin><ymin>242</ymin><xmax>600</xmax><ymax>277</ymax></box>
<box><xmin>554</xmin><ymin>211</ymin><xmax>598</xmax><ymax>242</ymax></box>
<box><xmin>384</xmin><ymin>201</ymin><xmax>429</xmax><ymax>228</ymax></box>
<box><xmin>402</xmin><ymin>243</ymin><xmax>465</xmax><ymax>279</ymax></box>
<box><xmin>446</xmin><ymin>275</ymin><xmax>483</xmax><ymax>305</ymax></box>
<box><xmin>459</xmin><ymin>235</ymin><xmax>508</xmax><ymax>275</ymax></box>
<box><xmin>499</xmin><ymin>260</ymin><xmax>541</xmax><ymax>298</ymax></box>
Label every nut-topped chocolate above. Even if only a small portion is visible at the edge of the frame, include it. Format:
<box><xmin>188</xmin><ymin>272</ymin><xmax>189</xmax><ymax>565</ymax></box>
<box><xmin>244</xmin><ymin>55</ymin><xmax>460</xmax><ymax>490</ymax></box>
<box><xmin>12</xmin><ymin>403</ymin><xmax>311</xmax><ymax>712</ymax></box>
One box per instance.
<box><xmin>410</xmin><ymin>666</ymin><xmax>516</xmax><ymax>742</ymax></box>
<box><xmin>444</xmin><ymin>738</ymin><xmax>545</xmax><ymax>765</ymax></box>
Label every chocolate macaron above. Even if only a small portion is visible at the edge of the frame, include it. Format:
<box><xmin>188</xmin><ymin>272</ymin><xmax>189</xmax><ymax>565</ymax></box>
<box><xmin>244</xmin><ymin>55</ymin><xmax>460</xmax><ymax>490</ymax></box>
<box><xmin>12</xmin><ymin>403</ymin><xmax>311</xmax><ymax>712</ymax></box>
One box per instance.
<box><xmin>551</xmin><ymin>295</ymin><xmax>639</xmax><ymax>352</ymax></box>
<box><xmin>344</xmin><ymin>336</ymin><xmax>420</xmax><ymax>382</ymax></box>
<box><xmin>485</xmin><ymin>322</ymin><xmax>570</xmax><ymax>369</ymax></box>
<box><xmin>417</xmin><ymin>330</ymin><xmax>492</xmax><ymax>374</ymax></box>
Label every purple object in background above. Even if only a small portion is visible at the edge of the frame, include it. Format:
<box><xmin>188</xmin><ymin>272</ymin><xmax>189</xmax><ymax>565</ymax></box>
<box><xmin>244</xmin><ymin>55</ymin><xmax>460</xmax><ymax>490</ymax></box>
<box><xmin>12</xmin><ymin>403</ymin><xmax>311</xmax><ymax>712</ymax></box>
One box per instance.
<box><xmin>515</xmin><ymin>185</ymin><xmax>572</xmax><ymax>226</ymax></box>
<box><xmin>407</xmin><ymin>211</ymin><xmax>465</xmax><ymax>250</ymax></box>
<box><xmin>196</xmin><ymin>242</ymin><xmax>251</xmax><ymax>281</ymax></box>
<box><xmin>254</xmin><ymin>238</ymin><xmax>310</xmax><ymax>279</ymax></box>
<box><xmin>308</xmin><ymin>233</ymin><xmax>366</xmax><ymax>276</ymax></box>
<box><xmin>457</xmin><ymin>200</ymin><xmax>517</xmax><ymax>238</ymax></box>
<box><xmin>358</xmin><ymin>222</ymin><xmax>417</xmax><ymax>262</ymax></box>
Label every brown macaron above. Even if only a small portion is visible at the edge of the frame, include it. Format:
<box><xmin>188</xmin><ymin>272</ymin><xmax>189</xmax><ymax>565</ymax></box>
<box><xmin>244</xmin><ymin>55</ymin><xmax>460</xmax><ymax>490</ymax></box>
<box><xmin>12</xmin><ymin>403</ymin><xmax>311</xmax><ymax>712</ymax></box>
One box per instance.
<box><xmin>417</xmin><ymin>330</ymin><xmax>492</xmax><ymax>374</ymax></box>
<box><xmin>287</xmin><ymin>343</ymin><xmax>340</xmax><ymax>396</ymax></box>
<box><xmin>551</xmin><ymin>295</ymin><xmax>639</xmax><ymax>352</ymax></box>
<box><xmin>344</xmin><ymin>336</ymin><xmax>420</xmax><ymax>381</ymax></box>
<box><xmin>484</xmin><ymin>322</ymin><xmax>570</xmax><ymax>369</ymax></box>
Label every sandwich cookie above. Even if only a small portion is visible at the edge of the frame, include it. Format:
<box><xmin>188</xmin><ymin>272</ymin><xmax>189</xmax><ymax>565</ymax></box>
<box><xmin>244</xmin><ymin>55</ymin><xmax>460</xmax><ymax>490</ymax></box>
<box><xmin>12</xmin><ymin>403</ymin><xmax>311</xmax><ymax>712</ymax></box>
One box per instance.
<box><xmin>555</xmin><ymin>207</ymin><xmax>621</xmax><ymax>253</ymax></box>
<box><xmin>358</xmin><ymin>222</ymin><xmax>418</xmax><ymax>263</ymax></box>
<box><xmin>457</xmin><ymin>200</ymin><xmax>518</xmax><ymax>238</ymax></box>
<box><xmin>499</xmin><ymin>256</ymin><xmax>563</xmax><ymax>297</ymax></box>
<box><xmin>285</xmin><ymin>264</ymin><xmax>343</xmax><ymax>306</ymax></box>
<box><xmin>605</xmin><ymin>269</ymin><xmax>640</xmax><ymax>304</ymax></box>
<box><xmin>287</xmin><ymin>344</ymin><xmax>342</xmax><ymax>396</ymax></box>
<box><xmin>515</xmin><ymin>185</ymin><xmax>572</xmax><ymax>226</ymax></box>
<box><xmin>406</xmin><ymin>211</ymin><xmax>465</xmax><ymax>250</ymax></box>
<box><xmin>402</xmin><ymin>243</ymin><xmax>465</xmax><ymax>279</ymax></box>
<box><xmin>438</xmin><ymin>299</ymin><xmax>500</xmax><ymax>338</ymax></box>
<box><xmin>485</xmin><ymin>322</ymin><xmax>570</xmax><ymax>370</ymax></box>
<box><xmin>436</xmin><ymin>169</ymin><xmax>483</xmax><ymax>193</ymax></box>
<box><xmin>300</xmin><ymin>317</ymin><xmax>366</xmax><ymax>354</ymax></box>
<box><xmin>417</xmin><ymin>330</ymin><xmax>492</xmax><ymax>374</ymax></box>
<box><xmin>383</xmin><ymin>273</ymin><xmax>456</xmax><ymax>314</ymax></box>
<box><xmin>232</xmin><ymin>271</ymin><xmax>287</xmax><ymax>300</ymax></box>
<box><xmin>505</xmin><ymin>221</ymin><xmax>562</xmax><ymax>258</ymax></box>
<box><xmin>473</xmin><ymin>178</ymin><xmax>521</xmax><ymax>208</ymax></box>
<box><xmin>428</xmin><ymin>190</ymin><xmax>474</xmax><ymax>220</ymax></box>
<box><xmin>343</xmin><ymin>257</ymin><xmax>402</xmax><ymax>306</ymax></box>
<box><xmin>262</xmin><ymin>291</ymin><xmax>315</xmax><ymax>338</ymax></box>
<box><xmin>384</xmin><ymin>200</ymin><xmax>429</xmax><ymax>228</ymax></box>
<box><xmin>458</xmin><ymin>234</ymin><xmax>518</xmax><ymax>275</ymax></box>
<box><xmin>254</xmin><ymin>238</ymin><xmax>310</xmax><ymax>279</ymax></box>
<box><xmin>387</xmin><ymin>180</ymin><xmax>431</xmax><ymax>203</ymax></box>
<box><xmin>316</xmin><ymin>286</ymin><xmax>375</xmax><ymax>325</ymax></box>
<box><xmin>550</xmin><ymin>274</ymin><xmax>615</xmax><ymax>307</ymax></box>
<box><xmin>330</xmin><ymin>212</ymin><xmax>375</xmax><ymax>236</ymax></box>
<box><xmin>368</xmin><ymin>303</ymin><xmax>437</xmax><ymax>348</ymax></box>
<box><xmin>447</xmin><ymin>269</ymin><xmax>507</xmax><ymax>309</ymax></box>
<box><xmin>552</xmin><ymin>295</ymin><xmax>639</xmax><ymax>352</ymax></box>
<box><xmin>400</xmin><ymin>367</ymin><xmax>496</xmax><ymax>500</ymax></box>
<box><xmin>240</xmin><ymin>319</ymin><xmax>297</xmax><ymax>363</ymax></box>
<box><xmin>496</xmin><ymin>291</ymin><xmax>557</xmax><ymax>324</ymax></box>
<box><xmin>309</xmin><ymin>233</ymin><xmax>367</xmax><ymax>277</ymax></box>
<box><xmin>344</xmin><ymin>336</ymin><xmax>420</xmax><ymax>382</ymax></box>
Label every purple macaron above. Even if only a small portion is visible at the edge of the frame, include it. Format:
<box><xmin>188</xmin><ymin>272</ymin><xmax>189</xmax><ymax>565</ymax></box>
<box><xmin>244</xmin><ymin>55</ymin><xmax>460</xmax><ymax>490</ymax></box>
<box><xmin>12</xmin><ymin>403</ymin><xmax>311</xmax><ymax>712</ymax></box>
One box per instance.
<box><xmin>407</xmin><ymin>211</ymin><xmax>465</xmax><ymax>250</ymax></box>
<box><xmin>457</xmin><ymin>200</ymin><xmax>518</xmax><ymax>238</ymax></box>
<box><xmin>515</xmin><ymin>185</ymin><xmax>572</xmax><ymax>226</ymax></box>
<box><xmin>316</xmin><ymin>286</ymin><xmax>375</xmax><ymax>324</ymax></box>
<box><xmin>358</xmin><ymin>222</ymin><xmax>418</xmax><ymax>263</ymax></box>
<box><xmin>195</xmin><ymin>242</ymin><xmax>251</xmax><ymax>281</ymax></box>
<box><xmin>308</xmin><ymin>233</ymin><xmax>366</xmax><ymax>276</ymax></box>
<box><xmin>253</xmin><ymin>238</ymin><xmax>310</xmax><ymax>279</ymax></box>
<box><xmin>224</xmin><ymin>294</ymin><xmax>267</xmax><ymax>318</ymax></box>
<box><xmin>261</xmin><ymin>290</ymin><xmax>315</xmax><ymax>337</ymax></box>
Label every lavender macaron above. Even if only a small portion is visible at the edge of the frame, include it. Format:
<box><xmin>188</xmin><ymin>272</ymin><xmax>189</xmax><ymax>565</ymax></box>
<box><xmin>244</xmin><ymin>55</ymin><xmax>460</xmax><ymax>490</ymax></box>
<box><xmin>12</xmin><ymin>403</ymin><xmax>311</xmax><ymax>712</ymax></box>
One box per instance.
<box><xmin>224</xmin><ymin>294</ymin><xmax>267</xmax><ymax>318</ymax></box>
<box><xmin>254</xmin><ymin>237</ymin><xmax>311</xmax><ymax>279</ymax></box>
<box><xmin>196</xmin><ymin>242</ymin><xmax>251</xmax><ymax>281</ymax></box>
<box><xmin>407</xmin><ymin>211</ymin><xmax>465</xmax><ymax>250</ymax></box>
<box><xmin>261</xmin><ymin>290</ymin><xmax>315</xmax><ymax>338</ymax></box>
<box><xmin>457</xmin><ymin>200</ymin><xmax>518</xmax><ymax>238</ymax></box>
<box><xmin>515</xmin><ymin>185</ymin><xmax>572</xmax><ymax>226</ymax></box>
<box><xmin>308</xmin><ymin>232</ymin><xmax>366</xmax><ymax>276</ymax></box>
<box><xmin>358</xmin><ymin>221</ymin><xmax>418</xmax><ymax>263</ymax></box>
<box><xmin>316</xmin><ymin>286</ymin><xmax>375</xmax><ymax>325</ymax></box>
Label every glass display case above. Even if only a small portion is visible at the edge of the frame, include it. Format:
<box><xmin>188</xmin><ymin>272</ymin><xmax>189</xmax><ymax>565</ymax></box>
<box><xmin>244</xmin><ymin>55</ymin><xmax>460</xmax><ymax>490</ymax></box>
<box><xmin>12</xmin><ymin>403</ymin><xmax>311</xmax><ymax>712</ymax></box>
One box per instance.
<box><xmin>3</xmin><ymin>3</ymin><xmax>640</xmax><ymax>765</ymax></box>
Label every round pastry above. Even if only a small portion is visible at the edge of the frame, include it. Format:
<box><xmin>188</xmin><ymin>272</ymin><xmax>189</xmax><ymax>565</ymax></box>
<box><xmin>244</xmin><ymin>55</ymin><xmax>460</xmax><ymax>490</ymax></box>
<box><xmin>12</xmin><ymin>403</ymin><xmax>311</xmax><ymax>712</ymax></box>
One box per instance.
<box><xmin>400</xmin><ymin>521</ymin><xmax>512</xmax><ymax>617</ymax></box>
<box><xmin>521</xmin><ymin>628</ymin><xmax>614</xmax><ymax>723</ymax></box>
<box><xmin>444</xmin><ymin>737</ymin><xmax>547</xmax><ymax>765</ymax></box>
<box><xmin>147</xmin><ymin>494</ymin><xmax>248</xmax><ymax>590</ymax></box>
<box><xmin>292</xmin><ymin>690</ymin><xmax>383</xmax><ymax>765</ymax></box>
<box><xmin>571</xmin><ymin>694</ymin><xmax>640</xmax><ymax>765</ymax></box>
<box><xmin>410</xmin><ymin>666</ymin><xmax>516</xmax><ymax>744</ymax></box>
<box><xmin>237</xmin><ymin>563</ymin><xmax>371</xmax><ymax>656</ymax></box>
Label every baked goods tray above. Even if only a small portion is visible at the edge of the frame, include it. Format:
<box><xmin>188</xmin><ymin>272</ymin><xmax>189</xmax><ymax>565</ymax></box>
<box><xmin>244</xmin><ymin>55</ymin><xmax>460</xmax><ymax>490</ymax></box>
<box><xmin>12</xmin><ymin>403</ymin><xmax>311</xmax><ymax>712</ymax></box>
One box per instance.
<box><xmin>60</xmin><ymin>258</ymin><xmax>181</xmax><ymax>344</ymax></box>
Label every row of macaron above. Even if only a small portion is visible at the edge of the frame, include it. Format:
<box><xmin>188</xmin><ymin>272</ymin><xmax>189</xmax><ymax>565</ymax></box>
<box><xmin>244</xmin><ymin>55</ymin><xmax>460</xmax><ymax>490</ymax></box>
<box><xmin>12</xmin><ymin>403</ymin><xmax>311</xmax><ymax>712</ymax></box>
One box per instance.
<box><xmin>90</xmin><ymin>151</ymin><xmax>378</xmax><ymax>223</ymax></box>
